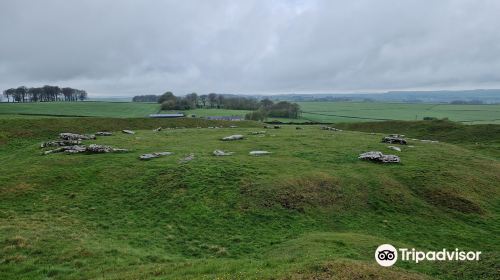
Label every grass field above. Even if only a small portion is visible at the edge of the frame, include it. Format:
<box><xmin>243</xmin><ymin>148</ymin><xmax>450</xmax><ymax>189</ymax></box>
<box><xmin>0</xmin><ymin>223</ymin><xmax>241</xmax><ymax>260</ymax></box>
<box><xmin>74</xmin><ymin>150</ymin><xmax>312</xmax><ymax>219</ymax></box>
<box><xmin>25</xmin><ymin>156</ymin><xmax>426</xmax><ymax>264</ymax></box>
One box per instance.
<box><xmin>298</xmin><ymin>102</ymin><xmax>500</xmax><ymax>124</ymax></box>
<box><xmin>0</xmin><ymin>118</ymin><xmax>499</xmax><ymax>279</ymax></box>
<box><xmin>2</xmin><ymin>101</ymin><xmax>499</xmax><ymax>125</ymax></box>
<box><xmin>0</xmin><ymin>102</ymin><xmax>160</xmax><ymax>118</ymax></box>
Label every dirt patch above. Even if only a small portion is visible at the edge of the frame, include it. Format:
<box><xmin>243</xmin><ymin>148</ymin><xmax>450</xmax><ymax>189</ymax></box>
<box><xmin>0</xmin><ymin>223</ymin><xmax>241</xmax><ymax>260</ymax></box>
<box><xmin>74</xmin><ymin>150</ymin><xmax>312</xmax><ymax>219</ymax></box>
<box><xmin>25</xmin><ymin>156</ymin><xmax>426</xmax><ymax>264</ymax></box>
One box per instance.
<box><xmin>0</xmin><ymin>182</ymin><xmax>34</xmax><ymax>196</ymax></box>
<box><xmin>282</xmin><ymin>260</ymin><xmax>429</xmax><ymax>280</ymax></box>
<box><xmin>241</xmin><ymin>173</ymin><xmax>343</xmax><ymax>212</ymax></box>
<box><xmin>420</xmin><ymin>189</ymin><xmax>484</xmax><ymax>214</ymax></box>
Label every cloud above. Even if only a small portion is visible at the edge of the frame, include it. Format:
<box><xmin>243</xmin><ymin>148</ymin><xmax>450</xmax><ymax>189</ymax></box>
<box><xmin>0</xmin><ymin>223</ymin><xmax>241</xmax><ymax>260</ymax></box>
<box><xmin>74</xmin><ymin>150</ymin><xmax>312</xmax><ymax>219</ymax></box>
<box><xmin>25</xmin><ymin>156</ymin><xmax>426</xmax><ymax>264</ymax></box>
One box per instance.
<box><xmin>1</xmin><ymin>0</ymin><xmax>500</xmax><ymax>96</ymax></box>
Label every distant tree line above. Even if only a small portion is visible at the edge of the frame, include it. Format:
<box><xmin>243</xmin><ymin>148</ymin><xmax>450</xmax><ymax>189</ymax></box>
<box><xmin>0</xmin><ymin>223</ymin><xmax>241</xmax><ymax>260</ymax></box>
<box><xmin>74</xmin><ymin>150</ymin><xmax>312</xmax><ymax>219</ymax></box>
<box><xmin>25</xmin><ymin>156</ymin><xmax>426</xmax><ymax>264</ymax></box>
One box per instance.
<box><xmin>132</xmin><ymin>92</ymin><xmax>260</xmax><ymax>110</ymax></box>
<box><xmin>133</xmin><ymin>92</ymin><xmax>300</xmax><ymax>119</ymax></box>
<box><xmin>245</xmin><ymin>99</ymin><xmax>301</xmax><ymax>121</ymax></box>
<box><xmin>3</xmin><ymin>85</ymin><xmax>88</xmax><ymax>102</ymax></box>
<box><xmin>132</xmin><ymin>95</ymin><xmax>159</xmax><ymax>102</ymax></box>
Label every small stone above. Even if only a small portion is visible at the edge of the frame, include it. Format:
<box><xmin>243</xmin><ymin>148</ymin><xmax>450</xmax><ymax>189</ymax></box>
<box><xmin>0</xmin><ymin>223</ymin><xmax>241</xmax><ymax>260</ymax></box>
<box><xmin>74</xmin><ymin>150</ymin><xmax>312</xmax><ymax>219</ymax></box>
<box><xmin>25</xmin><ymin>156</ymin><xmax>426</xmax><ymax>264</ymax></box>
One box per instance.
<box><xmin>250</xmin><ymin>131</ymin><xmax>266</xmax><ymax>135</ymax></box>
<box><xmin>222</xmin><ymin>135</ymin><xmax>244</xmax><ymax>141</ymax></box>
<box><xmin>95</xmin><ymin>132</ymin><xmax>113</xmax><ymax>136</ymax></box>
<box><xmin>139</xmin><ymin>152</ymin><xmax>173</xmax><ymax>160</ymax></box>
<box><xmin>213</xmin><ymin>150</ymin><xmax>234</xmax><ymax>156</ymax></box>
<box><xmin>122</xmin><ymin>130</ymin><xmax>135</xmax><ymax>134</ymax></box>
<box><xmin>249</xmin><ymin>151</ymin><xmax>271</xmax><ymax>156</ymax></box>
<box><xmin>358</xmin><ymin>151</ymin><xmax>400</xmax><ymax>163</ymax></box>
<box><xmin>387</xmin><ymin>146</ymin><xmax>401</xmax><ymax>152</ymax></box>
<box><xmin>179</xmin><ymin>153</ymin><xmax>195</xmax><ymax>163</ymax></box>
<box><xmin>382</xmin><ymin>135</ymin><xmax>407</xmax><ymax>145</ymax></box>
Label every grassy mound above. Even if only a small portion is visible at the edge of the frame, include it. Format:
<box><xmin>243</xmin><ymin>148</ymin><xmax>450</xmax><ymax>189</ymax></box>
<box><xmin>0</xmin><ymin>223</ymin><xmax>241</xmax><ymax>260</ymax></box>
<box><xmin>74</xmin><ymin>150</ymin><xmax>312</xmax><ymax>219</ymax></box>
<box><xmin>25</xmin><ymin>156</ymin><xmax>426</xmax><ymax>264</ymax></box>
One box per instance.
<box><xmin>0</xmin><ymin>122</ymin><xmax>498</xmax><ymax>279</ymax></box>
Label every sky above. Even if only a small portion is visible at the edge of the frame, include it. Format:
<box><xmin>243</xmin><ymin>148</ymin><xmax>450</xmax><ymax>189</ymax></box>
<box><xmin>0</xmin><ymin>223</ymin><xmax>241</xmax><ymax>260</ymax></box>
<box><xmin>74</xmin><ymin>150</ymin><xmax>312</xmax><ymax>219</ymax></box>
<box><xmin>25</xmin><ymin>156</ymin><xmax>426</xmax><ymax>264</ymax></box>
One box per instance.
<box><xmin>1</xmin><ymin>0</ymin><xmax>500</xmax><ymax>96</ymax></box>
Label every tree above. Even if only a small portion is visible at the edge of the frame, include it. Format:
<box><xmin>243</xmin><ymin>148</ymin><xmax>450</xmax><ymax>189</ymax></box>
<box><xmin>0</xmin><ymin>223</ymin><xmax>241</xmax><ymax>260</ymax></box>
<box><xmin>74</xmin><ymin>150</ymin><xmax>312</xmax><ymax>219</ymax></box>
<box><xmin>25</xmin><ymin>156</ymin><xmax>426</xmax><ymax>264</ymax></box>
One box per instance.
<box><xmin>15</xmin><ymin>86</ymin><xmax>28</xmax><ymax>102</ymax></box>
<box><xmin>259</xmin><ymin>99</ymin><xmax>274</xmax><ymax>110</ymax></box>
<box><xmin>185</xmin><ymin>93</ymin><xmax>198</xmax><ymax>108</ymax></box>
<box><xmin>208</xmin><ymin>93</ymin><xmax>217</xmax><ymax>108</ymax></box>
<box><xmin>78</xmin><ymin>90</ymin><xmax>88</xmax><ymax>101</ymax></box>
<box><xmin>158</xmin><ymin>91</ymin><xmax>175</xmax><ymax>104</ymax></box>
<box><xmin>200</xmin><ymin>95</ymin><xmax>208</xmax><ymax>107</ymax></box>
<box><xmin>3</xmin><ymin>88</ymin><xmax>15</xmax><ymax>102</ymax></box>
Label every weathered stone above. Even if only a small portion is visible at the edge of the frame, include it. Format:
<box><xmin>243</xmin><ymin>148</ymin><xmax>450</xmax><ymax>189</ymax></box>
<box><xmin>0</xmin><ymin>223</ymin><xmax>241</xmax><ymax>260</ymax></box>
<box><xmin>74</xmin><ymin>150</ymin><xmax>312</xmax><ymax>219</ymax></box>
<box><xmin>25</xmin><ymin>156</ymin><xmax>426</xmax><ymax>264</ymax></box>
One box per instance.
<box><xmin>249</xmin><ymin>151</ymin><xmax>271</xmax><ymax>156</ymax></box>
<box><xmin>179</xmin><ymin>153</ymin><xmax>195</xmax><ymax>163</ymax></box>
<box><xmin>59</xmin><ymin>133</ymin><xmax>96</xmax><ymax>140</ymax></box>
<box><xmin>153</xmin><ymin>127</ymin><xmax>162</xmax><ymax>132</ymax></box>
<box><xmin>43</xmin><ymin>144</ymin><xmax>128</xmax><ymax>155</ymax></box>
<box><xmin>389</xmin><ymin>134</ymin><xmax>405</xmax><ymax>138</ymax></box>
<box><xmin>420</xmin><ymin>139</ymin><xmax>439</xmax><ymax>143</ymax></box>
<box><xmin>122</xmin><ymin>130</ymin><xmax>135</xmax><ymax>134</ymax></box>
<box><xmin>95</xmin><ymin>132</ymin><xmax>113</xmax><ymax>136</ymax></box>
<box><xmin>41</xmin><ymin>140</ymin><xmax>81</xmax><ymax>148</ymax></box>
<box><xmin>213</xmin><ymin>150</ymin><xmax>234</xmax><ymax>156</ymax></box>
<box><xmin>382</xmin><ymin>135</ymin><xmax>407</xmax><ymax>145</ymax></box>
<box><xmin>139</xmin><ymin>152</ymin><xmax>173</xmax><ymax>160</ymax></box>
<box><xmin>86</xmin><ymin>144</ymin><xmax>128</xmax><ymax>153</ymax></box>
<box><xmin>321</xmin><ymin>126</ymin><xmax>342</xmax><ymax>131</ymax></box>
<box><xmin>387</xmin><ymin>146</ymin><xmax>401</xmax><ymax>152</ymax></box>
<box><xmin>229</xmin><ymin>125</ymin><xmax>238</xmax><ymax>128</ymax></box>
<box><xmin>250</xmin><ymin>131</ymin><xmax>266</xmax><ymax>135</ymax></box>
<box><xmin>358</xmin><ymin>151</ymin><xmax>400</xmax><ymax>163</ymax></box>
<box><xmin>222</xmin><ymin>134</ymin><xmax>244</xmax><ymax>141</ymax></box>
<box><xmin>274</xmin><ymin>125</ymin><xmax>281</xmax><ymax>129</ymax></box>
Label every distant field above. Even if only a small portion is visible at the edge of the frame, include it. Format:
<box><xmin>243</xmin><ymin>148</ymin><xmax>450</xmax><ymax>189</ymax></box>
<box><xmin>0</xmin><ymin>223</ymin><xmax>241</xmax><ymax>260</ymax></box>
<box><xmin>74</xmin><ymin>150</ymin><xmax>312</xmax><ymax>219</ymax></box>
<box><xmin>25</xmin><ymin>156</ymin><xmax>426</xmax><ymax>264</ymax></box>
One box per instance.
<box><xmin>2</xmin><ymin>101</ymin><xmax>499</xmax><ymax>124</ymax></box>
<box><xmin>0</xmin><ymin>101</ymin><xmax>160</xmax><ymax>118</ymax></box>
<box><xmin>298</xmin><ymin>102</ymin><xmax>500</xmax><ymax>124</ymax></box>
<box><xmin>162</xmin><ymin>108</ymin><xmax>251</xmax><ymax>117</ymax></box>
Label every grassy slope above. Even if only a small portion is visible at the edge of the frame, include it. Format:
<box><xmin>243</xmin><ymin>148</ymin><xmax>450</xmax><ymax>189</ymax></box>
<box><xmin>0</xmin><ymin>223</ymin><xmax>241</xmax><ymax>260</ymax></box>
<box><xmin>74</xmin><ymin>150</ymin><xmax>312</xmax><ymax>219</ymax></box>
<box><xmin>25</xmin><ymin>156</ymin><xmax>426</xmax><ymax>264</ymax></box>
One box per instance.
<box><xmin>297</xmin><ymin>102</ymin><xmax>500</xmax><ymax>124</ymax></box>
<box><xmin>335</xmin><ymin>120</ymin><xmax>500</xmax><ymax>159</ymax></box>
<box><xmin>0</xmin><ymin>119</ymin><xmax>499</xmax><ymax>279</ymax></box>
<box><xmin>0</xmin><ymin>102</ymin><xmax>160</xmax><ymax>118</ymax></box>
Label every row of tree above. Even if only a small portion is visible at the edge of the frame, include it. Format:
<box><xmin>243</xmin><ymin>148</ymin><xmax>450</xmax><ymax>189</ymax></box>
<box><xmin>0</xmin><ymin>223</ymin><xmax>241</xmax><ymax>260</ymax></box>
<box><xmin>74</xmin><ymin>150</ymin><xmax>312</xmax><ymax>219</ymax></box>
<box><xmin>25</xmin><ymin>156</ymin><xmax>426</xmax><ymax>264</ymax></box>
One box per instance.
<box><xmin>133</xmin><ymin>91</ymin><xmax>300</xmax><ymax>119</ymax></box>
<box><xmin>2</xmin><ymin>86</ymin><xmax>88</xmax><ymax>102</ymax></box>
<box><xmin>133</xmin><ymin>92</ymin><xmax>260</xmax><ymax>110</ymax></box>
<box><xmin>245</xmin><ymin>99</ymin><xmax>301</xmax><ymax>120</ymax></box>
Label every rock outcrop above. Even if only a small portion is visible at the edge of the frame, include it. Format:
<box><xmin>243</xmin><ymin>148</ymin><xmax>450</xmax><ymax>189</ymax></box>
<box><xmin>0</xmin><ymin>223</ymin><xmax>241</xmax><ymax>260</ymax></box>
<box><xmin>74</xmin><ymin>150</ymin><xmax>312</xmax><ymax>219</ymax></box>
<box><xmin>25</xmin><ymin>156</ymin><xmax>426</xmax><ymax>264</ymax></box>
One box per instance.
<box><xmin>41</xmin><ymin>140</ymin><xmax>81</xmax><ymax>148</ymax></box>
<box><xmin>43</xmin><ymin>144</ymin><xmax>128</xmax><ymax>155</ymax></box>
<box><xmin>382</xmin><ymin>135</ymin><xmax>407</xmax><ymax>145</ymax></box>
<box><xmin>358</xmin><ymin>151</ymin><xmax>400</xmax><ymax>163</ymax></box>
<box><xmin>59</xmin><ymin>133</ymin><xmax>96</xmax><ymax>140</ymax></box>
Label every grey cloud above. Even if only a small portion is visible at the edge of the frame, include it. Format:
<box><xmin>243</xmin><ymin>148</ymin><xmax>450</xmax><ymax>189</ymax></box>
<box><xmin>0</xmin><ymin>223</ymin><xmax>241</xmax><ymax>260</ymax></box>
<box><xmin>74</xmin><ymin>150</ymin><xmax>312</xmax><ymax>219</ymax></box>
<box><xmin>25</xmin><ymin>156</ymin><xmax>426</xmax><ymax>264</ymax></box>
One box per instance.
<box><xmin>1</xmin><ymin>0</ymin><xmax>500</xmax><ymax>96</ymax></box>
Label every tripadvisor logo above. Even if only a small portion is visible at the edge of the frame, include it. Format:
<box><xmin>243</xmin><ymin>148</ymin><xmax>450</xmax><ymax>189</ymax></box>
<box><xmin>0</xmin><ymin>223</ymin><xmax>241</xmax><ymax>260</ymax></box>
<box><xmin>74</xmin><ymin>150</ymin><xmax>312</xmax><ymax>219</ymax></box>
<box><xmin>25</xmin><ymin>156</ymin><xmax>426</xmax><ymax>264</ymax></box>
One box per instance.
<box><xmin>375</xmin><ymin>244</ymin><xmax>481</xmax><ymax>267</ymax></box>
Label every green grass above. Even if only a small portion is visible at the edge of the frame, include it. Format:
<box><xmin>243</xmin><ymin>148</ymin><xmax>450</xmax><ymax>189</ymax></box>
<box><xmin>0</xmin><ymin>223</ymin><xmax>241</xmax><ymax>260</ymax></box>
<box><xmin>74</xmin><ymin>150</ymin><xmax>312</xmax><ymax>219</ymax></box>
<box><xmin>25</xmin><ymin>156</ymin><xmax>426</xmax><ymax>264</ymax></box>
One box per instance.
<box><xmin>0</xmin><ymin>118</ymin><xmax>499</xmax><ymax>279</ymax></box>
<box><xmin>297</xmin><ymin>102</ymin><xmax>500</xmax><ymax>124</ymax></box>
<box><xmin>0</xmin><ymin>101</ymin><xmax>160</xmax><ymax>118</ymax></box>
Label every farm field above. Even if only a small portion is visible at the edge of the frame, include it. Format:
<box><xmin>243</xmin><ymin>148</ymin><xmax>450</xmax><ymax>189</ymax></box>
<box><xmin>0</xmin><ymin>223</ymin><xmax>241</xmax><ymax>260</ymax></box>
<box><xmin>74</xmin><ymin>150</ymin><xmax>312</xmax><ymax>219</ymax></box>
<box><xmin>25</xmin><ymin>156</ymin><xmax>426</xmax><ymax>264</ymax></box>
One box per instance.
<box><xmin>297</xmin><ymin>102</ymin><xmax>500</xmax><ymax>124</ymax></box>
<box><xmin>2</xmin><ymin>101</ymin><xmax>499</xmax><ymax>124</ymax></box>
<box><xmin>162</xmin><ymin>108</ymin><xmax>252</xmax><ymax>118</ymax></box>
<box><xmin>0</xmin><ymin>102</ymin><xmax>160</xmax><ymax>118</ymax></box>
<box><xmin>0</xmin><ymin>118</ymin><xmax>499</xmax><ymax>279</ymax></box>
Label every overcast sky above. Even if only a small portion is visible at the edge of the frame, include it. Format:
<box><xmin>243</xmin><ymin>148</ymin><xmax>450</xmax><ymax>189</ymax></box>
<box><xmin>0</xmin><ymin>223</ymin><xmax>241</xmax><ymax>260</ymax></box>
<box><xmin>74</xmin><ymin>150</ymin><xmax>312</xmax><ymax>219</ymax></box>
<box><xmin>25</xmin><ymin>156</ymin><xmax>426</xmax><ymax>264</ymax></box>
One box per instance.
<box><xmin>1</xmin><ymin>0</ymin><xmax>500</xmax><ymax>96</ymax></box>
